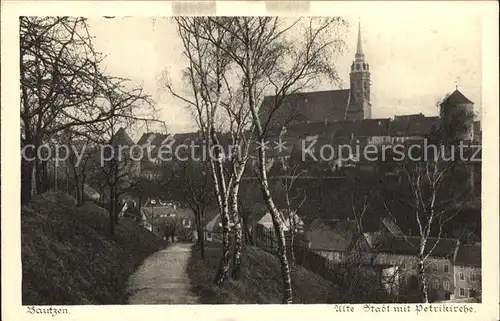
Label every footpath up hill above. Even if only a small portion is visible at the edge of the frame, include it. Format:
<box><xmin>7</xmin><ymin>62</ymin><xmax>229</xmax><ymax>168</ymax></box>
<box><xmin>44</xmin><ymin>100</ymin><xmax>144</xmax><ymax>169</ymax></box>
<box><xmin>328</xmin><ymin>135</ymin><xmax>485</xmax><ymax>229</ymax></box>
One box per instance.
<box><xmin>22</xmin><ymin>192</ymin><xmax>167</xmax><ymax>305</ymax></box>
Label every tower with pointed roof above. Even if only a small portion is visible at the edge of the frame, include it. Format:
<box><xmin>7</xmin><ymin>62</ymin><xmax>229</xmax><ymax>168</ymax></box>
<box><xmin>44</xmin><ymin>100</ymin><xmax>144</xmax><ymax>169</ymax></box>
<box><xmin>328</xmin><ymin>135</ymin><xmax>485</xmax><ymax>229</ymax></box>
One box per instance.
<box><xmin>347</xmin><ymin>20</ymin><xmax>371</xmax><ymax>121</ymax></box>
<box><xmin>439</xmin><ymin>89</ymin><xmax>475</xmax><ymax>141</ymax></box>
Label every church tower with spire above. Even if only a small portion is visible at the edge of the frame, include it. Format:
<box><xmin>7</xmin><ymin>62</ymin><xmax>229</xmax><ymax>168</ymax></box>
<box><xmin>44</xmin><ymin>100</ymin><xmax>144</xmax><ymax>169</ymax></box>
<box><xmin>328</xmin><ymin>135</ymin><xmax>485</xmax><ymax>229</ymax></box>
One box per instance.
<box><xmin>347</xmin><ymin>20</ymin><xmax>371</xmax><ymax>120</ymax></box>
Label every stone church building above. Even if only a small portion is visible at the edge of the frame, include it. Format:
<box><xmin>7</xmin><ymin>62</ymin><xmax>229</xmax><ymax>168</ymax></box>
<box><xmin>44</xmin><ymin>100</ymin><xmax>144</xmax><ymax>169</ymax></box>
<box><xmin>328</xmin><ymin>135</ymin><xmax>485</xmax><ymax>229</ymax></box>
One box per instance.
<box><xmin>258</xmin><ymin>21</ymin><xmax>372</xmax><ymax>130</ymax></box>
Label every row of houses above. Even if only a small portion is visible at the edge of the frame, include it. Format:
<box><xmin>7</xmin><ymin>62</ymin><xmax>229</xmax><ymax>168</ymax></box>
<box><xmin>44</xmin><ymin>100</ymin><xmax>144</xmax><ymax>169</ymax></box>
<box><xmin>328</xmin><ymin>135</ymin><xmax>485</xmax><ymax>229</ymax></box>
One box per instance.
<box><xmin>253</xmin><ymin>211</ymin><xmax>481</xmax><ymax>303</ymax></box>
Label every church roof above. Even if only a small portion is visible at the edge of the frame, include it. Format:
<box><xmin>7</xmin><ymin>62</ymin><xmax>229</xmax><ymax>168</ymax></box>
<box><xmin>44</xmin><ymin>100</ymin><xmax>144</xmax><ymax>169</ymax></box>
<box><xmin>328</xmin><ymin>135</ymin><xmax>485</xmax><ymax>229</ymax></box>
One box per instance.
<box><xmin>442</xmin><ymin>89</ymin><xmax>474</xmax><ymax>105</ymax></box>
<box><xmin>259</xmin><ymin>89</ymin><xmax>350</xmax><ymax>131</ymax></box>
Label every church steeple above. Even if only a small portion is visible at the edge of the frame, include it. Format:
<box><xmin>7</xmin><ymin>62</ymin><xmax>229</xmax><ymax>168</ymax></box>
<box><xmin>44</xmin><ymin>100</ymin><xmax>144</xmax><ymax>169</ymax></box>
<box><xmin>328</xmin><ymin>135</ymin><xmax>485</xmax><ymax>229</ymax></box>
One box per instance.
<box><xmin>356</xmin><ymin>19</ymin><xmax>364</xmax><ymax>57</ymax></box>
<box><xmin>348</xmin><ymin>19</ymin><xmax>371</xmax><ymax>120</ymax></box>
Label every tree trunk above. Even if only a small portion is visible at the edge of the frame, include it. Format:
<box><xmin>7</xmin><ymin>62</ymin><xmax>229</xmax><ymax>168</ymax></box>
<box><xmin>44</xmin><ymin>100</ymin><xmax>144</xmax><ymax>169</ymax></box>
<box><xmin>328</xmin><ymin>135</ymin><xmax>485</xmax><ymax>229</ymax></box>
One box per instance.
<box><xmin>108</xmin><ymin>186</ymin><xmax>116</xmax><ymax>237</ymax></box>
<box><xmin>418</xmin><ymin>259</ymin><xmax>429</xmax><ymax>303</ymax></box>
<box><xmin>231</xmin><ymin>180</ymin><xmax>243</xmax><ymax>279</ymax></box>
<box><xmin>211</xmin><ymin>128</ymin><xmax>232</xmax><ymax>286</ymax></box>
<box><xmin>76</xmin><ymin>184</ymin><xmax>83</xmax><ymax>205</ymax></box>
<box><xmin>21</xmin><ymin>159</ymin><xmax>34</xmax><ymax>203</ymax></box>
<box><xmin>289</xmin><ymin>220</ymin><xmax>295</xmax><ymax>267</ymax></box>
<box><xmin>115</xmin><ymin>198</ymin><xmax>120</xmax><ymax>225</ymax></box>
<box><xmin>198</xmin><ymin>212</ymin><xmax>206</xmax><ymax>259</ymax></box>
<box><xmin>199</xmin><ymin>226</ymin><xmax>205</xmax><ymax>259</ymax></box>
<box><xmin>35</xmin><ymin>158</ymin><xmax>43</xmax><ymax>195</ymax></box>
<box><xmin>79</xmin><ymin>170</ymin><xmax>87</xmax><ymax>206</ymax></box>
<box><xmin>256</xmin><ymin>138</ymin><xmax>293</xmax><ymax>303</ymax></box>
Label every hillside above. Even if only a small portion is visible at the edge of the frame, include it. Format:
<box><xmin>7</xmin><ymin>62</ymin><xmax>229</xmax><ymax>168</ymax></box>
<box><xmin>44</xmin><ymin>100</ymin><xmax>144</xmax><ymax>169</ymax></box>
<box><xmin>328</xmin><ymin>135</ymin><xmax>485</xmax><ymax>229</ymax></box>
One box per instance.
<box><xmin>187</xmin><ymin>242</ymin><xmax>339</xmax><ymax>303</ymax></box>
<box><xmin>21</xmin><ymin>192</ymin><xmax>167</xmax><ymax>305</ymax></box>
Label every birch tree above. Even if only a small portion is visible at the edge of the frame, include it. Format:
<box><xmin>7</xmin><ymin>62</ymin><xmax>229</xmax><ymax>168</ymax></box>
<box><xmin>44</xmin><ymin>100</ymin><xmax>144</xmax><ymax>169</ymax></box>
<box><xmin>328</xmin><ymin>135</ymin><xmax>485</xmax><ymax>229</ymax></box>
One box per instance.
<box><xmin>164</xmin><ymin>17</ymin><xmax>236</xmax><ymax>284</ymax></box>
<box><xmin>279</xmin><ymin>164</ymin><xmax>307</xmax><ymax>266</ymax></box>
<box><xmin>205</xmin><ymin>17</ymin><xmax>347</xmax><ymax>303</ymax></box>
<box><xmin>384</xmin><ymin>154</ymin><xmax>472</xmax><ymax>303</ymax></box>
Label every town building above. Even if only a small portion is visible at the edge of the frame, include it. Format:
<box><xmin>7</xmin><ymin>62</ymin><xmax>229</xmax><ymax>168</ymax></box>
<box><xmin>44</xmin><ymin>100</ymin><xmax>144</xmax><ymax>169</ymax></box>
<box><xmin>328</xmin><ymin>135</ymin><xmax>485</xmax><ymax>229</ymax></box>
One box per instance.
<box><xmin>452</xmin><ymin>242</ymin><xmax>482</xmax><ymax>300</ymax></box>
<box><xmin>141</xmin><ymin>198</ymin><xmax>196</xmax><ymax>241</ymax></box>
<box><xmin>258</xmin><ymin>21</ymin><xmax>371</xmax><ymax>131</ymax></box>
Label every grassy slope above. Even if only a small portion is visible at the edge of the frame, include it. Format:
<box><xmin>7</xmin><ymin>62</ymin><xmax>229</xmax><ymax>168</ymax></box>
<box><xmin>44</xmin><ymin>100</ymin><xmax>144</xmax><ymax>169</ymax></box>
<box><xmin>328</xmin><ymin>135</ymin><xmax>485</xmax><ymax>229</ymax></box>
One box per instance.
<box><xmin>187</xmin><ymin>242</ymin><xmax>338</xmax><ymax>304</ymax></box>
<box><xmin>22</xmin><ymin>192</ymin><xmax>167</xmax><ymax>305</ymax></box>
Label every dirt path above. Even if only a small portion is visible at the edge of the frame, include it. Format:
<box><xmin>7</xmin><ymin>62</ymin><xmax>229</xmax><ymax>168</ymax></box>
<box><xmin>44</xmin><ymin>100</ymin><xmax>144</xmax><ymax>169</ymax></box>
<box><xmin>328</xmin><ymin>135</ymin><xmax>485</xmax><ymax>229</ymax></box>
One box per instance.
<box><xmin>127</xmin><ymin>243</ymin><xmax>199</xmax><ymax>304</ymax></box>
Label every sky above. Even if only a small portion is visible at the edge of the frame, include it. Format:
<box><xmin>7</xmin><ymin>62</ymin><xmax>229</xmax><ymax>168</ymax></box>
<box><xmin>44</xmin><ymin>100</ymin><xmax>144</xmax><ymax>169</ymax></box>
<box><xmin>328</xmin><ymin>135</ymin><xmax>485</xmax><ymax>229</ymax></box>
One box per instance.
<box><xmin>86</xmin><ymin>15</ymin><xmax>482</xmax><ymax>137</ymax></box>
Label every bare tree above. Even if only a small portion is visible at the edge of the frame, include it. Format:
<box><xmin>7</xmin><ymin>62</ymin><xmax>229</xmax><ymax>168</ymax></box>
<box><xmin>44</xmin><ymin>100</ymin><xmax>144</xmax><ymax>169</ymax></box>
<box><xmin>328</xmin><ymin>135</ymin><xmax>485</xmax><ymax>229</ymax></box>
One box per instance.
<box><xmin>204</xmin><ymin>17</ymin><xmax>347</xmax><ymax>303</ymax></box>
<box><xmin>21</xmin><ymin>17</ymin><xmax>105</xmax><ymax>202</ymax></box>
<box><xmin>94</xmin><ymin>82</ymin><xmax>157</xmax><ymax>236</ymax></box>
<box><xmin>279</xmin><ymin>164</ymin><xmax>307</xmax><ymax>266</ymax></box>
<box><xmin>164</xmin><ymin>17</ymin><xmax>240</xmax><ymax>285</ymax></box>
<box><xmin>384</xmin><ymin>155</ymin><xmax>471</xmax><ymax>303</ymax></box>
<box><xmin>20</xmin><ymin>17</ymin><xmax>159</xmax><ymax>203</ymax></box>
<box><xmin>173</xmin><ymin>159</ymin><xmax>215</xmax><ymax>259</ymax></box>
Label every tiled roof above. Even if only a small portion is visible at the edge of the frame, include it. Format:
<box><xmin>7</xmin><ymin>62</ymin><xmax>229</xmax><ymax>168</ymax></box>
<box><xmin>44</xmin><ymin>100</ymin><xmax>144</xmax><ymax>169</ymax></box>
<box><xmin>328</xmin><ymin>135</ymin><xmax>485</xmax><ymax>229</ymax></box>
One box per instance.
<box><xmin>454</xmin><ymin>243</ymin><xmax>481</xmax><ymax>267</ymax></box>
<box><xmin>280</xmin><ymin>122</ymin><xmax>326</xmax><ymax>139</ymax></box>
<box><xmin>303</xmin><ymin>219</ymin><xmax>359</xmax><ymax>252</ymax></box>
<box><xmin>377</xmin><ymin>236</ymin><xmax>458</xmax><ymax>258</ymax></box>
<box><xmin>304</xmin><ymin>218</ymin><xmax>358</xmax><ymax>232</ymax></box>
<box><xmin>406</xmin><ymin>116</ymin><xmax>440</xmax><ymax>136</ymax></box>
<box><xmin>259</xmin><ymin>89</ymin><xmax>350</xmax><ymax>130</ymax></box>
<box><xmin>111</xmin><ymin>127</ymin><xmax>134</xmax><ymax>147</ymax></box>
<box><xmin>137</xmin><ymin>132</ymin><xmax>158</xmax><ymax>145</ymax></box>
<box><xmin>356</xmin><ymin>118</ymin><xmax>392</xmax><ymax>136</ymax></box>
<box><xmin>391</xmin><ymin>115</ymin><xmax>441</xmax><ymax>137</ymax></box>
<box><xmin>442</xmin><ymin>89</ymin><xmax>474</xmax><ymax>105</ymax></box>
<box><xmin>324</xmin><ymin>120</ymin><xmax>357</xmax><ymax>138</ymax></box>
<box><xmin>151</xmin><ymin>133</ymin><xmax>171</xmax><ymax>146</ymax></box>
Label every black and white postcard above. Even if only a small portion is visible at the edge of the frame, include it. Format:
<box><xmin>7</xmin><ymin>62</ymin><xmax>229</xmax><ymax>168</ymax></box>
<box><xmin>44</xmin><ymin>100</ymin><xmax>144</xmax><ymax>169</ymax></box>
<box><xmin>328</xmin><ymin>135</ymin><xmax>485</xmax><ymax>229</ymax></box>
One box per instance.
<box><xmin>1</xmin><ymin>1</ymin><xmax>498</xmax><ymax>321</ymax></box>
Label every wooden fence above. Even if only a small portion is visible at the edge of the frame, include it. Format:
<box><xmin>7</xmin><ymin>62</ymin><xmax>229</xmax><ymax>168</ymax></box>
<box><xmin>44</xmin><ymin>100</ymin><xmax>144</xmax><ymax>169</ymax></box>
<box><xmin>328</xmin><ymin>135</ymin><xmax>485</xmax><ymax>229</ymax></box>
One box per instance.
<box><xmin>254</xmin><ymin>224</ymin><xmax>340</xmax><ymax>282</ymax></box>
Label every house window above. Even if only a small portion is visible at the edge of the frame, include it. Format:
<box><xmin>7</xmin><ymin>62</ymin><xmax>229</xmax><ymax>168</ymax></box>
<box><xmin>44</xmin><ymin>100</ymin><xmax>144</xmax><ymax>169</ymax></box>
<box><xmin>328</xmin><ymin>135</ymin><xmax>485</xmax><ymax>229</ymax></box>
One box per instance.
<box><xmin>411</xmin><ymin>262</ymin><xmax>417</xmax><ymax>270</ymax></box>
<box><xmin>183</xmin><ymin>219</ymin><xmax>191</xmax><ymax>228</ymax></box>
<box><xmin>470</xmin><ymin>273</ymin><xmax>475</xmax><ymax>282</ymax></box>
<box><xmin>444</xmin><ymin>264</ymin><xmax>449</xmax><ymax>273</ymax></box>
<box><xmin>432</xmin><ymin>264</ymin><xmax>438</xmax><ymax>272</ymax></box>
<box><xmin>459</xmin><ymin>272</ymin><xmax>465</xmax><ymax>281</ymax></box>
<box><xmin>356</xmin><ymin>64</ymin><xmax>360</xmax><ymax>70</ymax></box>
<box><xmin>443</xmin><ymin>279</ymin><xmax>450</xmax><ymax>291</ymax></box>
<box><xmin>459</xmin><ymin>288</ymin><xmax>465</xmax><ymax>297</ymax></box>
<box><xmin>432</xmin><ymin>278</ymin><xmax>440</xmax><ymax>290</ymax></box>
